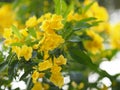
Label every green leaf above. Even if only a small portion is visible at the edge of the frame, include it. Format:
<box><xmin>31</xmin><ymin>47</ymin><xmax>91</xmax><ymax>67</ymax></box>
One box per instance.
<box><xmin>26</xmin><ymin>77</ymin><xmax>33</xmax><ymax>90</ymax></box>
<box><xmin>68</xmin><ymin>47</ymin><xmax>98</xmax><ymax>71</ymax></box>
<box><xmin>84</xmin><ymin>1</ymin><xmax>95</xmax><ymax>13</ymax></box>
<box><xmin>79</xmin><ymin>17</ymin><xmax>97</xmax><ymax>22</ymax></box>
<box><xmin>0</xmin><ymin>51</ymin><xmax>4</xmax><ymax>62</ymax></box>
<box><xmin>11</xmin><ymin>25</ymin><xmax>22</xmax><ymax>39</ymax></box>
<box><xmin>74</xmin><ymin>18</ymin><xmax>101</xmax><ymax>30</ymax></box>
<box><xmin>0</xmin><ymin>61</ymin><xmax>8</xmax><ymax>72</ymax></box>
<box><xmin>63</xmin><ymin>1</ymin><xmax>74</xmax><ymax>18</ymax></box>
<box><xmin>53</xmin><ymin>0</ymin><xmax>66</xmax><ymax>15</ymax></box>
<box><xmin>10</xmin><ymin>42</ymin><xmax>23</xmax><ymax>47</ymax></box>
<box><xmin>68</xmin><ymin>35</ymin><xmax>81</xmax><ymax>42</ymax></box>
<box><xmin>28</xmin><ymin>28</ymin><xmax>36</xmax><ymax>38</ymax></box>
<box><xmin>20</xmin><ymin>71</ymin><xmax>30</xmax><ymax>81</ymax></box>
<box><xmin>101</xmin><ymin>49</ymin><xmax>118</xmax><ymax>60</ymax></box>
<box><xmin>8</xmin><ymin>60</ymin><xmax>18</xmax><ymax>80</ymax></box>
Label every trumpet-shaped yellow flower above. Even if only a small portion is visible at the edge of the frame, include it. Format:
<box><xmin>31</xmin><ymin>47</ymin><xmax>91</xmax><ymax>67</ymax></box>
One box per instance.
<box><xmin>54</xmin><ymin>55</ymin><xmax>67</xmax><ymax>65</ymax></box>
<box><xmin>84</xmin><ymin>30</ymin><xmax>104</xmax><ymax>54</ymax></box>
<box><xmin>40</xmin><ymin>14</ymin><xmax>63</xmax><ymax>31</ymax></box>
<box><xmin>50</xmin><ymin>14</ymin><xmax>63</xmax><ymax>30</ymax></box>
<box><xmin>38</xmin><ymin>60</ymin><xmax>52</xmax><ymax>71</ymax></box>
<box><xmin>84</xmin><ymin>1</ymin><xmax>108</xmax><ymax>21</ymax></box>
<box><xmin>32</xmin><ymin>70</ymin><xmax>45</xmax><ymax>83</ymax></box>
<box><xmin>67</xmin><ymin>10</ymin><xmax>83</xmax><ymax>22</ymax></box>
<box><xmin>20</xmin><ymin>28</ymin><xmax>28</xmax><ymax>37</ymax></box>
<box><xmin>32</xmin><ymin>70</ymin><xmax>40</xmax><ymax>83</ymax></box>
<box><xmin>50</xmin><ymin>65</ymin><xmax>64</xmax><ymax>88</ymax></box>
<box><xmin>21</xmin><ymin>45</ymin><xmax>33</xmax><ymax>61</ymax></box>
<box><xmin>26</xmin><ymin>16</ymin><xmax>37</xmax><ymax>27</ymax></box>
<box><xmin>50</xmin><ymin>72</ymin><xmax>64</xmax><ymax>88</ymax></box>
<box><xmin>40</xmin><ymin>33</ymin><xmax>64</xmax><ymax>51</ymax></box>
<box><xmin>37</xmin><ymin>13</ymin><xmax>52</xmax><ymax>24</ymax></box>
<box><xmin>50</xmin><ymin>65</ymin><xmax>62</xmax><ymax>73</ymax></box>
<box><xmin>3</xmin><ymin>28</ymin><xmax>12</xmax><ymax>38</ymax></box>
<box><xmin>12</xmin><ymin>45</ymin><xmax>32</xmax><ymax>61</ymax></box>
<box><xmin>32</xmin><ymin>82</ymin><xmax>43</xmax><ymax>90</ymax></box>
<box><xmin>12</xmin><ymin>46</ymin><xmax>21</xmax><ymax>59</ymax></box>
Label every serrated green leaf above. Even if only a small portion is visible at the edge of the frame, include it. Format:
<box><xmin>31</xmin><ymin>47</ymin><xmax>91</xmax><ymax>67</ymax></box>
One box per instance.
<box><xmin>11</xmin><ymin>25</ymin><xmax>22</xmax><ymax>39</ymax></box>
<box><xmin>28</xmin><ymin>28</ymin><xmax>36</xmax><ymax>38</ymax></box>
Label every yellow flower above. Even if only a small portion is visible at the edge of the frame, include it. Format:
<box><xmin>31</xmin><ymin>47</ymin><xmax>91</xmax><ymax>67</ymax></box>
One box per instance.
<box><xmin>78</xmin><ymin>82</ymin><xmax>84</xmax><ymax>89</ymax></box>
<box><xmin>12</xmin><ymin>46</ymin><xmax>21</xmax><ymax>59</ymax></box>
<box><xmin>38</xmin><ymin>60</ymin><xmax>52</xmax><ymax>71</ymax></box>
<box><xmin>0</xmin><ymin>4</ymin><xmax>15</xmax><ymax>35</ymax></box>
<box><xmin>110</xmin><ymin>23</ymin><xmax>120</xmax><ymax>49</ymax></box>
<box><xmin>84</xmin><ymin>1</ymin><xmax>109</xmax><ymax>21</ymax></box>
<box><xmin>40</xmin><ymin>20</ymin><xmax>51</xmax><ymax>31</ymax></box>
<box><xmin>20</xmin><ymin>28</ymin><xmax>28</xmax><ymax>37</ymax></box>
<box><xmin>32</xmin><ymin>82</ymin><xmax>43</xmax><ymax>90</ymax></box>
<box><xmin>67</xmin><ymin>10</ymin><xmax>74</xmax><ymax>22</ymax></box>
<box><xmin>54</xmin><ymin>55</ymin><xmax>67</xmax><ymax>65</ymax></box>
<box><xmin>32</xmin><ymin>70</ymin><xmax>40</xmax><ymax>83</ymax></box>
<box><xmin>41</xmin><ymin>33</ymin><xmax>64</xmax><ymax>51</ymax></box>
<box><xmin>40</xmin><ymin>33</ymin><xmax>64</xmax><ymax>51</ymax></box>
<box><xmin>84</xmin><ymin>30</ymin><xmax>104</xmax><ymax>54</ymax></box>
<box><xmin>40</xmin><ymin>14</ymin><xmax>63</xmax><ymax>31</ymax></box>
<box><xmin>50</xmin><ymin>72</ymin><xmax>64</xmax><ymax>88</ymax></box>
<box><xmin>43</xmin><ymin>51</ymin><xmax>49</xmax><ymax>60</ymax></box>
<box><xmin>67</xmin><ymin>10</ymin><xmax>83</xmax><ymax>22</ymax></box>
<box><xmin>37</xmin><ymin>13</ymin><xmax>52</xmax><ymax>24</ymax></box>
<box><xmin>43</xmin><ymin>83</ymin><xmax>49</xmax><ymax>90</ymax></box>
<box><xmin>39</xmin><ymin>73</ymin><xmax>45</xmax><ymax>78</ymax></box>
<box><xmin>50</xmin><ymin>65</ymin><xmax>62</xmax><ymax>73</ymax></box>
<box><xmin>26</xmin><ymin>16</ymin><xmax>37</xmax><ymax>27</ymax></box>
<box><xmin>51</xmin><ymin>14</ymin><xmax>63</xmax><ymax>30</ymax></box>
<box><xmin>3</xmin><ymin>28</ymin><xmax>12</xmax><ymax>38</ymax></box>
<box><xmin>21</xmin><ymin>45</ymin><xmax>33</xmax><ymax>61</ymax></box>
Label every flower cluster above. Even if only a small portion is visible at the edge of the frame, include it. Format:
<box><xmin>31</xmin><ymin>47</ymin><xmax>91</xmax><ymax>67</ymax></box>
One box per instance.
<box><xmin>1</xmin><ymin>0</ymin><xmax>120</xmax><ymax>90</ymax></box>
<box><xmin>3</xmin><ymin>13</ymin><xmax>66</xmax><ymax>88</ymax></box>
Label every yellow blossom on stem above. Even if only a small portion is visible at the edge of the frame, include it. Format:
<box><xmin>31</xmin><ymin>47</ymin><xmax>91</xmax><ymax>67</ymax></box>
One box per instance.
<box><xmin>38</xmin><ymin>60</ymin><xmax>52</xmax><ymax>71</ymax></box>
<box><xmin>67</xmin><ymin>10</ymin><xmax>83</xmax><ymax>22</ymax></box>
<box><xmin>21</xmin><ymin>45</ymin><xmax>33</xmax><ymax>61</ymax></box>
<box><xmin>3</xmin><ymin>28</ymin><xmax>12</xmax><ymax>38</ymax></box>
<box><xmin>40</xmin><ymin>33</ymin><xmax>64</xmax><ymax>51</ymax></box>
<box><xmin>26</xmin><ymin>16</ymin><xmax>37</xmax><ymax>27</ymax></box>
<box><xmin>50</xmin><ymin>65</ymin><xmax>62</xmax><ymax>73</ymax></box>
<box><xmin>40</xmin><ymin>14</ymin><xmax>63</xmax><ymax>31</ymax></box>
<box><xmin>32</xmin><ymin>82</ymin><xmax>43</xmax><ymax>90</ymax></box>
<box><xmin>84</xmin><ymin>30</ymin><xmax>104</xmax><ymax>54</ymax></box>
<box><xmin>54</xmin><ymin>55</ymin><xmax>67</xmax><ymax>65</ymax></box>
<box><xmin>20</xmin><ymin>28</ymin><xmax>28</xmax><ymax>37</ymax></box>
<box><xmin>32</xmin><ymin>70</ymin><xmax>40</xmax><ymax>83</ymax></box>
<box><xmin>12</xmin><ymin>46</ymin><xmax>21</xmax><ymax>59</ymax></box>
<box><xmin>50</xmin><ymin>72</ymin><xmax>64</xmax><ymax>88</ymax></box>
